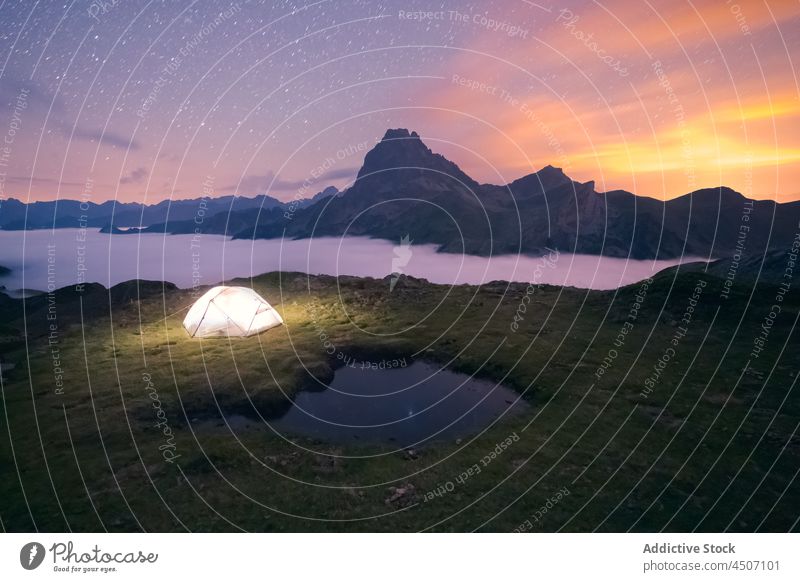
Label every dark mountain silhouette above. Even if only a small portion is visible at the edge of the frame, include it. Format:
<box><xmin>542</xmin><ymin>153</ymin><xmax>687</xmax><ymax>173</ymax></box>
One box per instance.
<box><xmin>6</xmin><ymin>129</ymin><xmax>799</xmax><ymax>261</ymax></box>
<box><xmin>0</xmin><ymin>189</ymin><xmax>329</xmax><ymax>231</ymax></box>
<box><xmin>307</xmin><ymin>185</ymin><xmax>339</xmax><ymax>203</ymax></box>
<box><xmin>664</xmin><ymin>249</ymin><xmax>797</xmax><ymax>286</ymax></box>
<box><xmin>151</xmin><ymin>128</ymin><xmax>800</xmax><ymax>260</ymax></box>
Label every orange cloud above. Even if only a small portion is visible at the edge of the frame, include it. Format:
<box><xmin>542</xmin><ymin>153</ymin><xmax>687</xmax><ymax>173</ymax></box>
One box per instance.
<box><xmin>407</xmin><ymin>0</ymin><xmax>800</xmax><ymax>200</ymax></box>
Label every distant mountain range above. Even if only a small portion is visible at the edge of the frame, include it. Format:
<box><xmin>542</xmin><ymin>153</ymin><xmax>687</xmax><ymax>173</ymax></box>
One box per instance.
<box><xmin>3</xmin><ymin>129</ymin><xmax>799</xmax><ymax>260</ymax></box>
<box><xmin>0</xmin><ymin>188</ymin><xmax>336</xmax><ymax>231</ymax></box>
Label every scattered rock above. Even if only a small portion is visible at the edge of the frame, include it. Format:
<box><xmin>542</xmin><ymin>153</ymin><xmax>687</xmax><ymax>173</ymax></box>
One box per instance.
<box><xmin>745</xmin><ymin>367</ymin><xmax>765</xmax><ymax>380</ymax></box>
<box><xmin>402</xmin><ymin>448</ymin><xmax>419</xmax><ymax>460</ymax></box>
<box><xmin>385</xmin><ymin>482</ymin><xmax>418</xmax><ymax>507</ymax></box>
<box><xmin>266</xmin><ymin>451</ymin><xmax>299</xmax><ymax>468</ymax></box>
<box><xmin>344</xmin><ymin>487</ymin><xmax>366</xmax><ymax>499</ymax></box>
<box><xmin>312</xmin><ymin>453</ymin><xmax>342</xmax><ymax>473</ymax></box>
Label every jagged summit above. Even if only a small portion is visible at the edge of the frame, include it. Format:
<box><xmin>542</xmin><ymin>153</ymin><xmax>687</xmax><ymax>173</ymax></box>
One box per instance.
<box><xmin>309</xmin><ymin>185</ymin><xmax>339</xmax><ymax>202</ymax></box>
<box><xmin>507</xmin><ymin>164</ymin><xmax>573</xmax><ymax>194</ymax></box>
<box><xmin>381</xmin><ymin>128</ymin><xmax>420</xmax><ymax>140</ymax></box>
<box><xmin>355</xmin><ymin>128</ymin><xmax>478</xmax><ymax>188</ymax></box>
<box><xmin>370</xmin><ymin>133</ymin><xmax>575</xmax><ymax>192</ymax></box>
<box><xmin>672</xmin><ymin>186</ymin><xmax>746</xmax><ymax>205</ymax></box>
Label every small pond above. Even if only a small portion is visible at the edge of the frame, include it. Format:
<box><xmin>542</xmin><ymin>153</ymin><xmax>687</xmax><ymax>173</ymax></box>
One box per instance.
<box><xmin>266</xmin><ymin>360</ymin><xmax>528</xmax><ymax>446</ymax></box>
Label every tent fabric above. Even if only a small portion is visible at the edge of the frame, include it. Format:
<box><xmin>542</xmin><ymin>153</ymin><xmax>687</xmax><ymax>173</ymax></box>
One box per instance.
<box><xmin>183</xmin><ymin>286</ymin><xmax>284</xmax><ymax>338</ymax></box>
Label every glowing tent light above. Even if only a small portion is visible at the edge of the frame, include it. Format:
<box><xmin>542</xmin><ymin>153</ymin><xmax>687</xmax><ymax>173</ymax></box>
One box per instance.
<box><xmin>183</xmin><ymin>286</ymin><xmax>283</xmax><ymax>338</ymax></box>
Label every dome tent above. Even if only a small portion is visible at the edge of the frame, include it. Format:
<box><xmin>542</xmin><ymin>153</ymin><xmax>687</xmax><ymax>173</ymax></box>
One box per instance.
<box><xmin>183</xmin><ymin>286</ymin><xmax>283</xmax><ymax>338</ymax></box>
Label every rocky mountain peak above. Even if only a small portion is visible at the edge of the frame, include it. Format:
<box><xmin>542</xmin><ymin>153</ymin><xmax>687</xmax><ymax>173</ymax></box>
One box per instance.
<box><xmin>354</xmin><ymin>128</ymin><xmax>477</xmax><ymax>188</ymax></box>
<box><xmin>507</xmin><ymin>164</ymin><xmax>574</xmax><ymax>197</ymax></box>
<box><xmin>381</xmin><ymin>128</ymin><xmax>420</xmax><ymax>141</ymax></box>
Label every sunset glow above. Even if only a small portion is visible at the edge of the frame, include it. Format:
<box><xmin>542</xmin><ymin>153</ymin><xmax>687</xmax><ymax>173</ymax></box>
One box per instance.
<box><xmin>0</xmin><ymin>0</ymin><xmax>797</xmax><ymax>203</ymax></box>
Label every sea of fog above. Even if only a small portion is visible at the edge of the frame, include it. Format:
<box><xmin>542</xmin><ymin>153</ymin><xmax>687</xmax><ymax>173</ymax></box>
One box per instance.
<box><xmin>0</xmin><ymin>229</ymin><xmax>704</xmax><ymax>292</ymax></box>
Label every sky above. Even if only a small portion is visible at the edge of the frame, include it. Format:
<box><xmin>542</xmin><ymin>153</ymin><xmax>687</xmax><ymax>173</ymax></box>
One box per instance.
<box><xmin>0</xmin><ymin>0</ymin><xmax>797</xmax><ymax>204</ymax></box>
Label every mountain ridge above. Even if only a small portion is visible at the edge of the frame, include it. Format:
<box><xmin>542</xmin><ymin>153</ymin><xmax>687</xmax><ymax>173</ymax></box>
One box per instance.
<box><xmin>209</xmin><ymin>128</ymin><xmax>798</xmax><ymax>260</ymax></box>
<box><xmin>4</xmin><ymin>128</ymin><xmax>798</xmax><ymax>261</ymax></box>
<box><xmin>0</xmin><ymin>188</ymin><xmax>336</xmax><ymax>231</ymax></box>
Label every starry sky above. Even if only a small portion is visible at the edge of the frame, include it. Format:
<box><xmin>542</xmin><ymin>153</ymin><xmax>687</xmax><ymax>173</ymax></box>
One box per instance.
<box><xmin>0</xmin><ymin>0</ymin><xmax>797</xmax><ymax>204</ymax></box>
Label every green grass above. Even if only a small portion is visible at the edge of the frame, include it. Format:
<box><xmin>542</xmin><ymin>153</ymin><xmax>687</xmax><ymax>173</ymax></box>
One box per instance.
<box><xmin>0</xmin><ymin>270</ymin><xmax>798</xmax><ymax>532</ymax></box>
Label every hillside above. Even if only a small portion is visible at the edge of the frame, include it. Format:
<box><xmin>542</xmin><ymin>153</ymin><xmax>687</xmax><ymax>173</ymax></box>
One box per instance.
<box><xmin>0</xmin><ymin>267</ymin><xmax>797</xmax><ymax>532</ymax></box>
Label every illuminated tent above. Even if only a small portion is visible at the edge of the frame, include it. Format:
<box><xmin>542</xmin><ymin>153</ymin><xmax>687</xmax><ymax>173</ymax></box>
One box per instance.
<box><xmin>183</xmin><ymin>286</ymin><xmax>283</xmax><ymax>338</ymax></box>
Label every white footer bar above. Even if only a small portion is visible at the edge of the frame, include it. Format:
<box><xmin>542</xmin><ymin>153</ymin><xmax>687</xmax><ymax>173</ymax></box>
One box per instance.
<box><xmin>1</xmin><ymin>533</ymin><xmax>796</xmax><ymax>581</ymax></box>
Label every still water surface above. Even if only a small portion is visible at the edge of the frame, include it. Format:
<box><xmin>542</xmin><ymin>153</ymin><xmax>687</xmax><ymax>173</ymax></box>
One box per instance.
<box><xmin>267</xmin><ymin>361</ymin><xmax>527</xmax><ymax>446</ymax></box>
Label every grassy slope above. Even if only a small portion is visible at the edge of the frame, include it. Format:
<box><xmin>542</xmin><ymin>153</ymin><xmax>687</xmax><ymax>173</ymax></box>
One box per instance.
<box><xmin>0</xmin><ymin>270</ymin><xmax>797</xmax><ymax>532</ymax></box>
